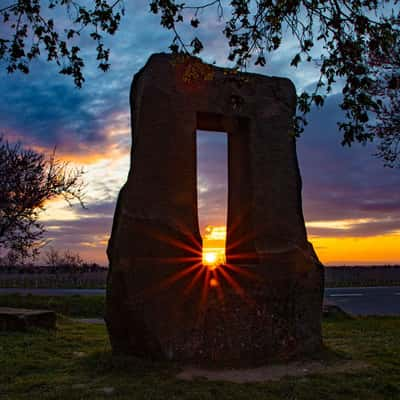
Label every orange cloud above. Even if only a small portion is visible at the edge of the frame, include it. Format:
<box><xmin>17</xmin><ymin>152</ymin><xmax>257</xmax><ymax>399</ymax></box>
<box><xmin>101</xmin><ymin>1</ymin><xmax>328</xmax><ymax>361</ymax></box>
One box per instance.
<box><xmin>3</xmin><ymin>110</ymin><xmax>131</xmax><ymax>165</ymax></box>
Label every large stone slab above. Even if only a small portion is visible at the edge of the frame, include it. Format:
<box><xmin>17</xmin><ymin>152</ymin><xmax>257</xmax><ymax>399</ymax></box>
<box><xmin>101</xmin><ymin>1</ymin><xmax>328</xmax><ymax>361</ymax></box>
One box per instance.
<box><xmin>0</xmin><ymin>307</ymin><xmax>56</xmax><ymax>331</ymax></box>
<box><xmin>106</xmin><ymin>53</ymin><xmax>324</xmax><ymax>364</ymax></box>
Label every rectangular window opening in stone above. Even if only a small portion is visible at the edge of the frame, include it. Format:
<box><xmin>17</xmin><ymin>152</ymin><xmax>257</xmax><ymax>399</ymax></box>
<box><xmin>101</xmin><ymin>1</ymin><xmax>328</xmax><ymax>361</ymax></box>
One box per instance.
<box><xmin>196</xmin><ymin>130</ymin><xmax>228</xmax><ymax>267</ymax></box>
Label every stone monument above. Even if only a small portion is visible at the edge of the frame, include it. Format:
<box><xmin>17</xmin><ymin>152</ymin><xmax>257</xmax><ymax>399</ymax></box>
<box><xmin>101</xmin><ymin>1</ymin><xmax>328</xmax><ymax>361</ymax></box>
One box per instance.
<box><xmin>106</xmin><ymin>53</ymin><xmax>324</xmax><ymax>364</ymax></box>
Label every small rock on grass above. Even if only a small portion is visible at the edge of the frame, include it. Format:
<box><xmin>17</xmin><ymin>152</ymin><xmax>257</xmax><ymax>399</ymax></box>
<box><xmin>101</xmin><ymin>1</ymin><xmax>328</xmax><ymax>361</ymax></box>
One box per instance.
<box><xmin>97</xmin><ymin>387</ymin><xmax>115</xmax><ymax>395</ymax></box>
<box><xmin>72</xmin><ymin>351</ymin><xmax>86</xmax><ymax>358</ymax></box>
<box><xmin>71</xmin><ymin>383</ymin><xmax>88</xmax><ymax>389</ymax></box>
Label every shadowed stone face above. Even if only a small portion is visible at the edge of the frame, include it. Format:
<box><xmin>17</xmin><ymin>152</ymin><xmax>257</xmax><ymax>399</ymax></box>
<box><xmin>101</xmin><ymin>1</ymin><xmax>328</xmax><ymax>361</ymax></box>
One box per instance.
<box><xmin>106</xmin><ymin>53</ymin><xmax>324</xmax><ymax>364</ymax></box>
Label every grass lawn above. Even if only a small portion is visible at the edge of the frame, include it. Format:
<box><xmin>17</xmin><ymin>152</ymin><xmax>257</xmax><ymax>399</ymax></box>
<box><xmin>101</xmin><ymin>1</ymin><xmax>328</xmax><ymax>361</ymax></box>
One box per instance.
<box><xmin>0</xmin><ymin>297</ymin><xmax>400</xmax><ymax>399</ymax></box>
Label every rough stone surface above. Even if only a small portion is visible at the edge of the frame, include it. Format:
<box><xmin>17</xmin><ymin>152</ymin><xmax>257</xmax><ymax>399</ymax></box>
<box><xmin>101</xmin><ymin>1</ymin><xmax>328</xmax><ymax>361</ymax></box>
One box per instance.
<box><xmin>106</xmin><ymin>53</ymin><xmax>324</xmax><ymax>364</ymax></box>
<box><xmin>0</xmin><ymin>307</ymin><xmax>56</xmax><ymax>331</ymax></box>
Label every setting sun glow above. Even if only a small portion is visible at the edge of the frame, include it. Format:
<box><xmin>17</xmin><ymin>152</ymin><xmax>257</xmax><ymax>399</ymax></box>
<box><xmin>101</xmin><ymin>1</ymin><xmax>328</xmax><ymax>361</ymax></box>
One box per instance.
<box><xmin>204</xmin><ymin>251</ymin><xmax>217</xmax><ymax>264</ymax></box>
<box><xmin>202</xmin><ymin>225</ymin><xmax>226</xmax><ymax>266</ymax></box>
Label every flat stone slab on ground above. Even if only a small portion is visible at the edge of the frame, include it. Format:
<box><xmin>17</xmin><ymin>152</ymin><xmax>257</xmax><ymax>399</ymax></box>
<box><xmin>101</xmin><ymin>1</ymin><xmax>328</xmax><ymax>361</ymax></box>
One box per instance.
<box><xmin>177</xmin><ymin>360</ymin><xmax>368</xmax><ymax>383</ymax></box>
<box><xmin>0</xmin><ymin>307</ymin><xmax>56</xmax><ymax>331</ymax></box>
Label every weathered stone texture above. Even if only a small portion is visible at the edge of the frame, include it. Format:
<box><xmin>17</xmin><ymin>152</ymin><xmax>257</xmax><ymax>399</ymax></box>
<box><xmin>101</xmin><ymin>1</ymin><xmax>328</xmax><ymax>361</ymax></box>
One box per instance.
<box><xmin>106</xmin><ymin>53</ymin><xmax>324</xmax><ymax>364</ymax></box>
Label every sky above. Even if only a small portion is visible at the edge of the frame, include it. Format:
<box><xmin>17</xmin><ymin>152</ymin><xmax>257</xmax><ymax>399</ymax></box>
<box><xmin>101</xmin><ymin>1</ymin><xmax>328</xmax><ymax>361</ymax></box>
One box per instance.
<box><xmin>0</xmin><ymin>1</ymin><xmax>399</xmax><ymax>266</ymax></box>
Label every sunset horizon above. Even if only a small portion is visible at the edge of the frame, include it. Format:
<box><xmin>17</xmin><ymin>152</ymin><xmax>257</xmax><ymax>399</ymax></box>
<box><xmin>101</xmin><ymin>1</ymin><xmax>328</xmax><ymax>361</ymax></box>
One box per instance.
<box><xmin>1</xmin><ymin>1</ymin><xmax>398</xmax><ymax>268</ymax></box>
<box><xmin>11</xmin><ymin>102</ymin><xmax>397</xmax><ymax>267</ymax></box>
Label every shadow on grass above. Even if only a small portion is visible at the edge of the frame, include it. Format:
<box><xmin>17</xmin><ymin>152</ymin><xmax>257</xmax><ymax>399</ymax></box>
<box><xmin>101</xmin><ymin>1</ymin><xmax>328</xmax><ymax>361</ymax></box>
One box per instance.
<box><xmin>81</xmin><ymin>349</ymin><xmax>178</xmax><ymax>376</ymax></box>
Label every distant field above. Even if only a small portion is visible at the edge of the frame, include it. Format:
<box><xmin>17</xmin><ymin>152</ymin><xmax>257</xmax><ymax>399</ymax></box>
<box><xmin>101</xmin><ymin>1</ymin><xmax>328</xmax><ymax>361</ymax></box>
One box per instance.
<box><xmin>0</xmin><ymin>294</ymin><xmax>105</xmax><ymax>317</ymax></box>
<box><xmin>1</xmin><ymin>265</ymin><xmax>400</xmax><ymax>288</ymax></box>
<box><xmin>0</xmin><ymin>268</ymin><xmax>107</xmax><ymax>289</ymax></box>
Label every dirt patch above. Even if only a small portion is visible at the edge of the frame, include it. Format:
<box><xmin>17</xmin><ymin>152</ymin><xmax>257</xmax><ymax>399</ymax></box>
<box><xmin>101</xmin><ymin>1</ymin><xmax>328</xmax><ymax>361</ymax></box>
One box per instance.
<box><xmin>176</xmin><ymin>360</ymin><xmax>369</xmax><ymax>383</ymax></box>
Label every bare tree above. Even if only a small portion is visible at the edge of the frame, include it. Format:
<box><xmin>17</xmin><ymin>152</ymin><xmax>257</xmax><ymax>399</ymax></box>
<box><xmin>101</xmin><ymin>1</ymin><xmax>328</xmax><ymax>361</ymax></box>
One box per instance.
<box><xmin>43</xmin><ymin>246</ymin><xmax>61</xmax><ymax>268</ymax></box>
<box><xmin>0</xmin><ymin>136</ymin><xmax>85</xmax><ymax>261</ymax></box>
<box><xmin>44</xmin><ymin>247</ymin><xmax>84</xmax><ymax>270</ymax></box>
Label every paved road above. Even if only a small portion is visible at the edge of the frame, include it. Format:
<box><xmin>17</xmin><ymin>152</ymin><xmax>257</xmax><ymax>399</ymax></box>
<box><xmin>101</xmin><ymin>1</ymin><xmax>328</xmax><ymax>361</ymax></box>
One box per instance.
<box><xmin>324</xmin><ymin>286</ymin><xmax>400</xmax><ymax>316</ymax></box>
<box><xmin>1</xmin><ymin>286</ymin><xmax>399</xmax><ymax>316</ymax></box>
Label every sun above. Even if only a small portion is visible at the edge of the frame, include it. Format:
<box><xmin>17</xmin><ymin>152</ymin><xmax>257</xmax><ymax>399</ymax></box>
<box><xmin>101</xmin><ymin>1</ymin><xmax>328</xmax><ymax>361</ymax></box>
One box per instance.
<box><xmin>202</xmin><ymin>225</ymin><xmax>226</xmax><ymax>267</ymax></box>
<box><xmin>202</xmin><ymin>248</ymin><xmax>225</xmax><ymax>269</ymax></box>
<box><xmin>204</xmin><ymin>251</ymin><xmax>218</xmax><ymax>265</ymax></box>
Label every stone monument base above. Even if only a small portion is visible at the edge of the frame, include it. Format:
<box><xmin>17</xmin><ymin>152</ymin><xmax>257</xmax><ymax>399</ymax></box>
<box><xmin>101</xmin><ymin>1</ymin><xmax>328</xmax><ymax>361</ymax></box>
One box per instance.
<box><xmin>106</xmin><ymin>245</ymin><xmax>323</xmax><ymax>365</ymax></box>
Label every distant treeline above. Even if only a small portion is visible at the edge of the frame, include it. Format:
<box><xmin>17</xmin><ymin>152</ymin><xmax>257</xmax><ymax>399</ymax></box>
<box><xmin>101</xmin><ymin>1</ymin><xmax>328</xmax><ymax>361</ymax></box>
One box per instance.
<box><xmin>0</xmin><ymin>264</ymin><xmax>107</xmax><ymax>273</ymax></box>
<box><xmin>0</xmin><ymin>265</ymin><xmax>400</xmax><ymax>289</ymax></box>
<box><xmin>325</xmin><ymin>265</ymin><xmax>400</xmax><ymax>287</ymax></box>
<box><xmin>0</xmin><ymin>264</ymin><xmax>108</xmax><ymax>289</ymax></box>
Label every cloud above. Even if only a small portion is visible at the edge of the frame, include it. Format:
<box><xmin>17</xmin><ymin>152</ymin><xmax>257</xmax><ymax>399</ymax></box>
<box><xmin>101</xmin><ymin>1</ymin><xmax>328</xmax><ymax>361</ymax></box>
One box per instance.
<box><xmin>197</xmin><ymin>131</ymin><xmax>228</xmax><ymax>232</ymax></box>
<box><xmin>41</xmin><ymin>199</ymin><xmax>116</xmax><ymax>264</ymax></box>
<box><xmin>298</xmin><ymin>94</ymin><xmax>400</xmax><ymax>237</ymax></box>
<box><xmin>306</xmin><ymin>217</ymin><xmax>400</xmax><ymax>238</ymax></box>
<box><xmin>0</xmin><ymin>1</ymin><xmax>171</xmax><ymax>160</ymax></box>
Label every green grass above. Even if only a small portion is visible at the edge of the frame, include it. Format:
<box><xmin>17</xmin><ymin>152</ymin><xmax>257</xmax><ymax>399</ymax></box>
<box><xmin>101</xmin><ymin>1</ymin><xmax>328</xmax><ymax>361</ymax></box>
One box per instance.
<box><xmin>0</xmin><ymin>298</ymin><xmax>399</xmax><ymax>399</ymax></box>
<box><xmin>0</xmin><ymin>294</ymin><xmax>105</xmax><ymax>318</ymax></box>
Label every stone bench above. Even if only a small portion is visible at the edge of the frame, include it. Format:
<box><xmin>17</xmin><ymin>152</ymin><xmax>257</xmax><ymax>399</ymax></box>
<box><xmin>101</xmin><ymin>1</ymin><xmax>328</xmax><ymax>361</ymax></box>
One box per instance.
<box><xmin>0</xmin><ymin>307</ymin><xmax>56</xmax><ymax>331</ymax></box>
